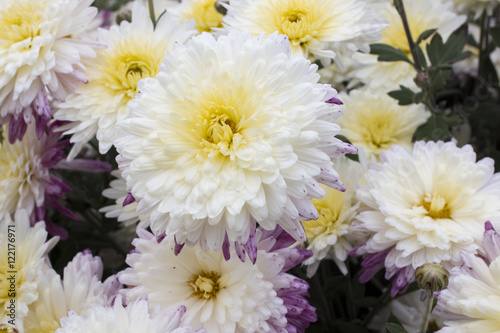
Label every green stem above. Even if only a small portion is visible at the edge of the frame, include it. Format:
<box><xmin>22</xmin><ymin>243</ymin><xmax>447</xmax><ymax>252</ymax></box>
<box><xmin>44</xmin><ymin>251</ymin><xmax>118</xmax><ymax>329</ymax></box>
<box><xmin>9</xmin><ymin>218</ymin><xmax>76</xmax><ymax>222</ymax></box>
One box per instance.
<box><xmin>419</xmin><ymin>290</ymin><xmax>434</xmax><ymax>333</ymax></box>
<box><xmin>393</xmin><ymin>0</ymin><xmax>423</xmax><ymax>72</ymax></box>
<box><xmin>148</xmin><ymin>0</ymin><xmax>157</xmax><ymax>28</ymax></box>
<box><xmin>477</xmin><ymin>11</ymin><xmax>488</xmax><ymax>81</ymax></box>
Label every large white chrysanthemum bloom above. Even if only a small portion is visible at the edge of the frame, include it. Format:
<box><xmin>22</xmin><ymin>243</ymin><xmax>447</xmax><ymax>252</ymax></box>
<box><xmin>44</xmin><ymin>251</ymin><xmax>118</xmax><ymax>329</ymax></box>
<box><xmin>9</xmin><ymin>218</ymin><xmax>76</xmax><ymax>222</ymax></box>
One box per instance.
<box><xmin>336</xmin><ymin>87</ymin><xmax>430</xmax><ymax>159</ymax></box>
<box><xmin>167</xmin><ymin>0</ymin><xmax>225</xmax><ymax>33</ymax></box>
<box><xmin>0</xmin><ymin>210</ymin><xmax>58</xmax><ymax>330</ymax></box>
<box><xmin>0</xmin><ymin>0</ymin><xmax>98</xmax><ymax>142</ymax></box>
<box><xmin>119</xmin><ymin>228</ymin><xmax>315</xmax><ymax>333</ymax></box>
<box><xmin>302</xmin><ymin>157</ymin><xmax>364</xmax><ymax>277</ymax></box>
<box><xmin>23</xmin><ymin>250</ymin><xmax>120</xmax><ymax>333</ymax></box>
<box><xmin>54</xmin><ymin>3</ymin><xmax>196</xmax><ymax>160</ymax></box>
<box><xmin>353</xmin><ymin>141</ymin><xmax>500</xmax><ymax>297</ymax></box>
<box><xmin>220</xmin><ymin>0</ymin><xmax>387</xmax><ymax>69</ymax></box>
<box><xmin>115</xmin><ymin>32</ymin><xmax>356</xmax><ymax>254</ymax></box>
<box><xmin>57</xmin><ymin>296</ymin><xmax>200</xmax><ymax>333</ymax></box>
<box><xmin>353</xmin><ymin>0</ymin><xmax>466</xmax><ymax>90</ymax></box>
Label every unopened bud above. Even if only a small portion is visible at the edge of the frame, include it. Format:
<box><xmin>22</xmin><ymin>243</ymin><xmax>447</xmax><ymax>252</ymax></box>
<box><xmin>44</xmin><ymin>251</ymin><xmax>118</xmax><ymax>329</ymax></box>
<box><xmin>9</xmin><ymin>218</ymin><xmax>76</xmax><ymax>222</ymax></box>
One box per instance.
<box><xmin>116</xmin><ymin>10</ymin><xmax>132</xmax><ymax>25</ymax></box>
<box><xmin>0</xmin><ymin>324</ymin><xmax>19</xmax><ymax>333</ymax></box>
<box><xmin>414</xmin><ymin>72</ymin><xmax>429</xmax><ymax>88</ymax></box>
<box><xmin>214</xmin><ymin>0</ymin><xmax>229</xmax><ymax>15</ymax></box>
<box><xmin>415</xmin><ymin>263</ymin><xmax>450</xmax><ymax>292</ymax></box>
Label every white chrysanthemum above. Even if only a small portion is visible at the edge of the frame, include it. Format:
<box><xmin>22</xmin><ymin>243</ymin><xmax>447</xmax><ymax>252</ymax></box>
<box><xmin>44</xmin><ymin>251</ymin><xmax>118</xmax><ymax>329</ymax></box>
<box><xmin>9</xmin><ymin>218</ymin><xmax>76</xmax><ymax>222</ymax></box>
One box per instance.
<box><xmin>355</xmin><ymin>141</ymin><xmax>500</xmax><ymax>282</ymax></box>
<box><xmin>302</xmin><ymin>157</ymin><xmax>364</xmax><ymax>277</ymax></box>
<box><xmin>120</xmin><ymin>231</ymin><xmax>288</xmax><ymax>333</ymax></box>
<box><xmin>0</xmin><ymin>0</ymin><xmax>97</xmax><ymax>125</ymax></box>
<box><xmin>450</xmin><ymin>0</ymin><xmax>500</xmax><ymax>18</ymax></box>
<box><xmin>0</xmin><ymin>122</ymin><xmax>59</xmax><ymax>220</ymax></box>
<box><xmin>57</xmin><ymin>296</ymin><xmax>198</xmax><ymax>333</ymax></box>
<box><xmin>54</xmin><ymin>3</ymin><xmax>196</xmax><ymax>160</ymax></box>
<box><xmin>167</xmin><ymin>0</ymin><xmax>225</xmax><ymax>33</ymax></box>
<box><xmin>436</xmin><ymin>253</ymin><xmax>500</xmax><ymax>332</ymax></box>
<box><xmin>115</xmin><ymin>32</ymin><xmax>356</xmax><ymax>252</ymax></box>
<box><xmin>353</xmin><ymin>0</ymin><xmax>466</xmax><ymax>90</ymax></box>
<box><xmin>336</xmin><ymin>87</ymin><xmax>430</xmax><ymax>159</ymax></box>
<box><xmin>23</xmin><ymin>250</ymin><xmax>118</xmax><ymax>333</ymax></box>
<box><xmin>0</xmin><ymin>210</ymin><xmax>58</xmax><ymax>330</ymax></box>
<box><xmin>221</xmin><ymin>0</ymin><xmax>387</xmax><ymax>68</ymax></box>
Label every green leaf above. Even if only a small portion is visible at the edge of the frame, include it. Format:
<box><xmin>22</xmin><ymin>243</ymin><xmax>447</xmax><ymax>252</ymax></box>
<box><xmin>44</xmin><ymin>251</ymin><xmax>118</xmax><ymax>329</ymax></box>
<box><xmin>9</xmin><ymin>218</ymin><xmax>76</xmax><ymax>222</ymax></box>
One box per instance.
<box><xmin>388</xmin><ymin>85</ymin><xmax>415</xmax><ymax>105</ymax></box>
<box><xmin>427</xmin><ymin>31</ymin><xmax>470</xmax><ymax>66</ymax></box>
<box><xmin>428</xmin><ymin>69</ymin><xmax>452</xmax><ymax>95</ymax></box>
<box><xmin>386</xmin><ymin>314</ymin><xmax>409</xmax><ymax>333</ymax></box>
<box><xmin>414</xmin><ymin>113</ymin><xmax>456</xmax><ymax>141</ymax></box>
<box><xmin>489</xmin><ymin>27</ymin><xmax>500</xmax><ymax>48</ymax></box>
<box><xmin>370</xmin><ymin>44</ymin><xmax>414</xmax><ymax>65</ymax></box>
<box><xmin>415</xmin><ymin>29</ymin><xmax>437</xmax><ymax>46</ymax></box>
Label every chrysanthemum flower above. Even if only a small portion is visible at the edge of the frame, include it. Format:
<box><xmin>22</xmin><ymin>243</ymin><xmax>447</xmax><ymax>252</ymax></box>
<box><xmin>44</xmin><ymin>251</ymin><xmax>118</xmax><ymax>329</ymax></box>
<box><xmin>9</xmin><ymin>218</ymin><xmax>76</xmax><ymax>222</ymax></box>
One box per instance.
<box><xmin>436</xmin><ymin>223</ymin><xmax>500</xmax><ymax>332</ymax></box>
<box><xmin>302</xmin><ymin>157</ymin><xmax>364</xmax><ymax>277</ymax></box>
<box><xmin>0</xmin><ymin>121</ymin><xmax>109</xmax><ymax>236</ymax></box>
<box><xmin>115</xmin><ymin>32</ymin><xmax>356</xmax><ymax>255</ymax></box>
<box><xmin>0</xmin><ymin>0</ymin><xmax>98</xmax><ymax>142</ymax></box>
<box><xmin>54</xmin><ymin>3</ymin><xmax>196</xmax><ymax>160</ymax></box>
<box><xmin>0</xmin><ymin>210</ymin><xmax>58</xmax><ymax>330</ymax></box>
<box><xmin>352</xmin><ymin>141</ymin><xmax>500</xmax><ymax>297</ymax></box>
<box><xmin>353</xmin><ymin>0</ymin><xmax>466</xmax><ymax>90</ymax></box>
<box><xmin>119</xmin><ymin>226</ymin><xmax>316</xmax><ymax>332</ymax></box>
<box><xmin>168</xmin><ymin>0</ymin><xmax>225</xmax><ymax>33</ymax></box>
<box><xmin>336</xmin><ymin>87</ymin><xmax>430</xmax><ymax>159</ymax></box>
<box><xmin>220</xmin><ymin>0</ymin><xmax>387</xmax><ymax>68</ymax></box>
<box><xmin>23</xmin><ymin>250</ymin><xmax>120</xmax><ymax>332</ymax></box>
<box><xmin>57</xmin><ymin>295</ymin><xmax>200</xmax><ymax>333</ymax></box>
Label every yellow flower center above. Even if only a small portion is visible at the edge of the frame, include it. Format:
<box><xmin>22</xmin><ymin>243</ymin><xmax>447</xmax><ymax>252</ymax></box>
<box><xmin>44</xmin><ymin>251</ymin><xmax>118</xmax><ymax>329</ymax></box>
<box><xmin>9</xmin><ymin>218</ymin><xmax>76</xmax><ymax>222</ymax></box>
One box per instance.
<box><xmin>0</xmin><ymin>1</ymin><xmax>45</xmax><ymax>44</ymax></box>
<box><xmin>421</xmin><ymin>193</ymin><xmax>451</xmax><ymax>219</ymax></box>
<box><xmin>189</xmin><ymin>271</ymin><xmax>221</xmax><ymax>300</ymax></box>
<box><xmin>99</xmin><ymin>38</ymin><xmax>165</xmax><ymax>102</ymax></box>
<box><xmin>193</xmin><ymin>89</ymin><xmax>253</xmax><ymax>158</ymax></box>
<box><xmin>183</xmin><ymin>0</ymin><xmax>224</xmax><ymax>33</ymax></box>
<box><xmin>277</xmin><ymin>3</ymin><xmax>315</xmax><ymax>46</ymax></box>
<box><xmin>303</xmin><ymin>186</ymin><xmax>347</xmax><ymax>241</ymax></box>
<box><xmin>357</xmin><ymin>110</ymin><xmax>400</xmax><ymax>153</ymax></box>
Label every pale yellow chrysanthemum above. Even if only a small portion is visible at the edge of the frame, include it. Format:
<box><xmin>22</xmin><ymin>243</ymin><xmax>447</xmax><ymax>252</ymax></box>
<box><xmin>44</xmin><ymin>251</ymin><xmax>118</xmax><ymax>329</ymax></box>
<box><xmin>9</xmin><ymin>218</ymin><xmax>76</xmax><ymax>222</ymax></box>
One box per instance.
<box><xmin>0</xmin><ymin>0</ymin><xmax>97</xmax><ymax>136</ymax></box>
<box><xmin>168</xmin><ymin>0</ymin><xmax>225</xmax><ymax>33</ymax></box>
<box><xmin>302</xmin><ymin>157</ymin><xmax>364</xmax><ymax>277</ymax></box>
<box><xmin>353</xmin><ymin>0</ymin><xmax>466</xmax><ymax>90</ymax></box>
<box><xmin>54</xmin><ymin>2</ymin><xmax>196</xmax><ymax>160</ymax></box>
<box><xmin>336</xmin><ymin>87</ymin><xmax>430</xmax><ymax>159</ymax></box>
<box><xmin>221</xmin><ymin>0</ymin><xmax>387</xmax><ymax>68</ymax></box>
<box><xmin>0</xmin><ymin>210</ymin><xmax>58</xmax><ymax>331</ymax></box>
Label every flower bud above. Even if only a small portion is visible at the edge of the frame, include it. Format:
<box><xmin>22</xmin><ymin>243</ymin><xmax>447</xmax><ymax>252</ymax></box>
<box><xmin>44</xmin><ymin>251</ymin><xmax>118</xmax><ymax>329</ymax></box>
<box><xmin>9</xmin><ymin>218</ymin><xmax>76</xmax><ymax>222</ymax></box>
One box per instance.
<box><xmin>0</xmin><ymin>325</ymin><xmax>19</xmax><ymax>333</ymax></box>
<box><xmin>116</xmin><ymin>10</ymin><xmax>132</xmax><ymax>25</ymax></box>
<box><xmin>414</xmin><ymin>72</ymin><xmax>429</xmax><ymax>88</ymax></box>
<box><xmin>415</xmin><ymin>263</ymin><xmax>450</xmax><ymax>292</ymax></box>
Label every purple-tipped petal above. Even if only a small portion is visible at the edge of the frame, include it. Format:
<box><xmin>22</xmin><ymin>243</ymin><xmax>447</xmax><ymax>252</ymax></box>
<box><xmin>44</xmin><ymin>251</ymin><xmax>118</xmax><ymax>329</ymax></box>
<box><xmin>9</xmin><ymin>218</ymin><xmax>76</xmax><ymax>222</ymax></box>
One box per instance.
<box><xmin>244</xmin><ymin>226</ymin><xmax>257</xmax><ymax>264</ymax></box>
<box><xmin>222</xmin><ymin>232</ymin><xmax>231</xmax><ymax>261</ymax></box>
<box><xmin>123</xmin><ymin>193</ymin><xmax>136</xmax><ymax>207</ymax></box>
<box><xmin>174</xmin><ymin>236</ymin><xmax>185</xmax><ymax>255</ymax></box>
<box><xmin>325</xmin><ymin>97</ymin><xmax>343</xmax><ymax>105</ymax></box>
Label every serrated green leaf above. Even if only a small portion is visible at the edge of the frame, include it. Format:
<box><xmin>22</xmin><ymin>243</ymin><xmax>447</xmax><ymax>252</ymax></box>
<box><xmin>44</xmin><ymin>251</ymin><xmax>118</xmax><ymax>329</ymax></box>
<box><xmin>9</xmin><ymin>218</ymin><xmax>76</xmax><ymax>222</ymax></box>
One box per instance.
<box><xmin>370</xmin><ymin>44</ymin><xmax>414</xmax><ymax>64</ymax></box>
<box><xmin>427</xmin><ymin>31</ymin><xmax>469</xmax><ymax>66</ymax></box>
<box><xmin>489</xmin><ymin>27</ymin><xmax>500</xmax><ymax>48</ymax></box>
<box><xmin>388</xmin><ymin>85</ymin><xmax>415</xmax><ymax>105</ymax></box>
<box><xmin>416</xmin><ymin>46</ymin><xmax>428</xmax><ymax>69</ymax></box>
<box><xmin>414</xmin><ymin>113</ymin><xmax>455</xmax><ymax>141</ymax></box>
<box><xmin>415</xmin><ymin>29</ymin><xmax>437</xmax><ymax>46</ymax></box>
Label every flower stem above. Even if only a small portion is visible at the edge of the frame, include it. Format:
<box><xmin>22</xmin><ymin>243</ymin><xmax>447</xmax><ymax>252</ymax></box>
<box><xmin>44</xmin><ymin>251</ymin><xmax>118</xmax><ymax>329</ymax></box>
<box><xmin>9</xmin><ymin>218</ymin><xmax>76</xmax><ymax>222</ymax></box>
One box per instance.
<box><xmin>419</xmin><ymin>290</ymin><xmax>434</xmax><ymax>333</ymax></box>
<box><xmin>148</xmin><ymin>0</ymin><xmax>157</xmax><ymax>28</ymax></box>
<box><xmin>393</xmin><ymin>0</ymin><xmax>423</xmax><ymax>72</ymax></box>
